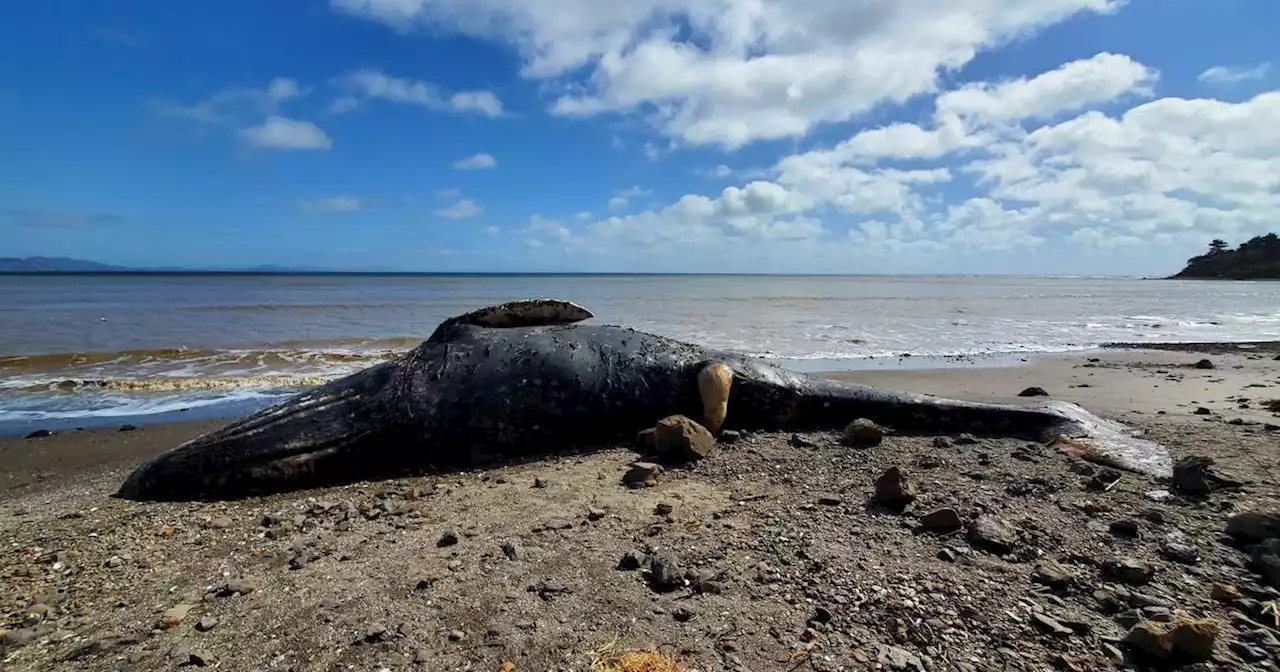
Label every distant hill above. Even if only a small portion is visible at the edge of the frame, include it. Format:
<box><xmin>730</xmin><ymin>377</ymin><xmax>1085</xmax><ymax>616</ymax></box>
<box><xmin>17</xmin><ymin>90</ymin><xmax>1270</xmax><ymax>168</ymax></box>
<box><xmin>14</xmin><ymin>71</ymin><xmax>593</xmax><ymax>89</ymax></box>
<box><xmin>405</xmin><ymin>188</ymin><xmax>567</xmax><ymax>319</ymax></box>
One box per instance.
<box><xmin>0</xmin><ymin>256</ymin><xmax>129</xmax><ymax>272</ymax></box>
<box><xmin>0</xmin><ymin>257</ymin><xmax>339</xmax><ymax>273</ymax></box>
<box><xmin>1172</xmin><ymin>234</ymin><xmax>1280</xmax><ymax>280</ymax></box>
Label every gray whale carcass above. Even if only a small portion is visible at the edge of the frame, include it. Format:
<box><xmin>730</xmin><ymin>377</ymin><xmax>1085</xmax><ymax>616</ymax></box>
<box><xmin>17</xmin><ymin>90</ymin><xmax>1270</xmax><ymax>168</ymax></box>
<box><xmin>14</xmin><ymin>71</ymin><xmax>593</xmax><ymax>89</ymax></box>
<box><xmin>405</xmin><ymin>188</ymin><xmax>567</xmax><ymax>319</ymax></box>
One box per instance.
<box><xmin>115</xmin><ymin>299</ymin><xmax>1171</xmax><ymax>501</ymax></box>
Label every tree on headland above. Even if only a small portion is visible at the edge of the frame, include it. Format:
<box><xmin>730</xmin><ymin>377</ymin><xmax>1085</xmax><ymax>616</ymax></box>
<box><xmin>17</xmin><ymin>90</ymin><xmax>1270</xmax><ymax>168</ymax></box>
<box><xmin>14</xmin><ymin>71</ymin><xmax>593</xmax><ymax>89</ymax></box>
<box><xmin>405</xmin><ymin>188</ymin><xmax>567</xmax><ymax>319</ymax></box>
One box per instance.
<box><xmin>1172</xmin><ymin>233</ymin><xmax>1280</xmax><ymax>279</ymax></box>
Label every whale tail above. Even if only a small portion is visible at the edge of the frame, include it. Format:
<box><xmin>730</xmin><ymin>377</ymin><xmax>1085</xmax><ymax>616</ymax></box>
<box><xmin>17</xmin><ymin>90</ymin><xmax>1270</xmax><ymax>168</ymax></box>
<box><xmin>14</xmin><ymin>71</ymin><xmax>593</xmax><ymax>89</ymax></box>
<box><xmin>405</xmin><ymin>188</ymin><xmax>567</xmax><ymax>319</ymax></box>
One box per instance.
<box><xmin>115</xmin><ymin>361</ymin><xmax>404</xmax><ymax>501</ymax></box>
<box><xmin>724</xmin><ymin>362</ymin><xmax>1172</xmax><ymax>479</ymax></box>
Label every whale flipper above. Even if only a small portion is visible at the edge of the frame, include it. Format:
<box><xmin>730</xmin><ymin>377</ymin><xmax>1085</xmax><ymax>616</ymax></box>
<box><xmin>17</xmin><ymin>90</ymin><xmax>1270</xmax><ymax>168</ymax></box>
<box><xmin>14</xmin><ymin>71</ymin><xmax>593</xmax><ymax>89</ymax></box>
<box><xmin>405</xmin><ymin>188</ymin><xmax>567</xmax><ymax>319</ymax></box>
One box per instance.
<box><xmin>428</xmin><ymin>299</ymin><xmax>593</xmax><ymax>343</ymax></box>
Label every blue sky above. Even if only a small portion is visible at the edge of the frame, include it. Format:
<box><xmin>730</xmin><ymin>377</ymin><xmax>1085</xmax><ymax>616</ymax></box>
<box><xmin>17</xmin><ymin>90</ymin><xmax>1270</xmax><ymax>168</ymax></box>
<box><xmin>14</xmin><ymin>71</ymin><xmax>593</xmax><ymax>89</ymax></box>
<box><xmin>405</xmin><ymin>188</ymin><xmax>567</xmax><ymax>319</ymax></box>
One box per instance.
<box><xmin>1</xmin><ymin>0</ymin><xmax>1277</xmax><ymax>274</ymax></box>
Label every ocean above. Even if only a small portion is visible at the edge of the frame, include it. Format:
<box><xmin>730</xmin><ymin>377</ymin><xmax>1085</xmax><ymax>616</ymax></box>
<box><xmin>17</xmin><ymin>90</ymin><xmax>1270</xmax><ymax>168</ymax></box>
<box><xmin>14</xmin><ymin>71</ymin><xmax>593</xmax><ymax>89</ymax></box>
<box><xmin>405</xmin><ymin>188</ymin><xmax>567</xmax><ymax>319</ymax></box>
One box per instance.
<box><xmin>2</xmin><ymin>273</ymin><xmax>1278</xmax><ymax>434</ymax></box>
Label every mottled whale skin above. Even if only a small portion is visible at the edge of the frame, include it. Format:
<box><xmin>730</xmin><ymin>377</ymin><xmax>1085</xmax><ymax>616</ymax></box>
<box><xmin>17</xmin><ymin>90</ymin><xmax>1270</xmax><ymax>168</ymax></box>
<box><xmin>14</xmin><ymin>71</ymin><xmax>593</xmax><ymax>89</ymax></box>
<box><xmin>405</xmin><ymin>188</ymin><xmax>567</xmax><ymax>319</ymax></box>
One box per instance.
<box><xmin>115</xmin><ymin>300</ymin><xmax>1170</xmax><ymax>501</ymax></box>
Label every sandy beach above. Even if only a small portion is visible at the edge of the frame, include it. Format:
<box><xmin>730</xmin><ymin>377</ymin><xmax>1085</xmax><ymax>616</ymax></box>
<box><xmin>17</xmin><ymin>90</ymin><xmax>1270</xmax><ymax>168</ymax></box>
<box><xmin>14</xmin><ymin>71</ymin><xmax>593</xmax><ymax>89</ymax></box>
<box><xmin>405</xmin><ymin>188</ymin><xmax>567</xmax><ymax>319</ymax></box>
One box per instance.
<box><xmin>2</xmin><ymin>345</ymin><xmax>1280</xmax><ymax>670</ymax></box>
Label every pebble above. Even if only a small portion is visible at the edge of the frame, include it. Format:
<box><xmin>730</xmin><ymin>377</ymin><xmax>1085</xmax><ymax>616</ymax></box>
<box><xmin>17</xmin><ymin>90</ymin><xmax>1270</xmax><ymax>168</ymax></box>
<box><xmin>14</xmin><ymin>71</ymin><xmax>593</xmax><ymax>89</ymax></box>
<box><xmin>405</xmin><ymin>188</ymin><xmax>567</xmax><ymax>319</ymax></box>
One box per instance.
<box><xmin>501</xmin><ymin>540</ymin><xmax>527</xmax><ymax>561</ymax></box>
<box><xmin>586</xmin><ymin>506</ymin><xmax>607</xmax><ymax>521</ymax></box>
<box><xmin>437</xmin><ymin>529</ymin><xmax>459</xmax><ymax>547</ymax></box>
<box><xmin>1018</xmin><ymin>386</ymin><xmax>1049</xmax><ymax>397</ymax></box>
<box><xmin>533</xmin><ymin>477</ymin><xmax>549</xmax><ymax>488</ymax></box>
<box><xmin>841</xmin><ymin>418</ymin><xmax>884</xmax><ymax>447</ymax></box>
<box><xmin>1032</xmin><ymin>560</ymin><xmax>1076</xmax><ymax>589</ymax></box>
<box><xmin>623</xmin><ymin>462</ymin><xmax>662</xmax><ymax>488</ymax></box>
<box><xmin>647</xmin><ymin>550</ymin><xmax>685</xmax><ymax>591</ymax></box>
<box><xmin>1102</xmin><ymin>558</ymin><xmax>1154</xmax><ymax>586</ymax></box>
<box><xmin>654</xmin><ymin>502</ymin><xmax>674</xmax><ymax>516</ymax></box>
<box><xmin>195</xmin><ymin>616</ymin><xmax>219</xmax><ymax>632</ymax></box>
<box><xmin>919</xmin><ymin>508</ymin><xmax>963</xmax><ymax>534</ymax></box>
<box><xmin>158</xmin><ymin>603</ymin><xmax>196</xmax><ymax>629</ymax></box>
<box><xmin>870</xmin><ymin>466</ymin><xmax>916</xmax><ymax>509</ymax></box>
<box><xmin>967</xmin><ymin>515</ymin><xmax>1018</xmax><ymax>554</ymax></box>
<box><xmin>653</xmin><ymin>415</ymin><xmax>716</xmax><ymax>461</ymax></box>
<box><xmin>816</xmin><ymin>494</ymin><xmax>843</xmax><ymax>506</ymax></box>
<box><xmin>448</xmin><ymin>630</ymin><xmax>465</xmax><ymax>642</ymax></box>
<box><xmin>719</xmin><ymin>429</ymin><xmax>741</xmax><ymax>444</ymax></box>
<box><xmin>1031</xmin><ymin>613</ymin><xmax>1073</xmax><ymax>636</ymax></box>
<box><xmin>617</xmin><ymin>550</ymin><xmax>647</xmax><ymax>571</ymax></box>
<box><xmin>672</xmin><ymin>606</ymin><xmax>696</xmax><ymax>622</ymax></box>
<box><xmin>219</xmin><ymin>578</ymin><xmax>259</xmax><ymax>596</ymax></box>
<box><xmin>1109</xmin><ymin>519</ymin><xmax>1140</xmax><ymax>538</ymax></box>
<box><xmin>1160</xmin><ymin>542</ymin><xmax>1200</xmax><ymax>565</ymax></box>
<box><xmin>105</xmin><ymin>556</ymin><xmax>124</xmax><ymax>568</ymax></box>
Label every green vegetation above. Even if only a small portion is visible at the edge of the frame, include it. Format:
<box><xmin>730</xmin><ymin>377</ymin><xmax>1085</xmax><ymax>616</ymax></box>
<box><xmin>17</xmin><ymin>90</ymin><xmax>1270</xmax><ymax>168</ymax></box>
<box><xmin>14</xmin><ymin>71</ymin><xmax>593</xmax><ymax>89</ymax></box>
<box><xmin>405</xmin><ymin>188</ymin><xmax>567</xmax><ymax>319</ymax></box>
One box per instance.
<box><xmin>1172</xmin><ymin>233</ymin><xmax>1280</xmax><ymax>280</ymax></box>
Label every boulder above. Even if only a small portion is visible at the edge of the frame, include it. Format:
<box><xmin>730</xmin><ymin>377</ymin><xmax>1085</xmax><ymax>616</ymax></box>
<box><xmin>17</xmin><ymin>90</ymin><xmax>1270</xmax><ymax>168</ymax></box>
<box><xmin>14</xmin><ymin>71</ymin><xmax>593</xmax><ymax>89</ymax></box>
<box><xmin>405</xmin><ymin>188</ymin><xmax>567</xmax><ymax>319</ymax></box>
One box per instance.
<box><xmin>653</xmin><ymin>415</ymin><xmax>716</xmax><ymax>462</ymax></box>
<box><xmin>841</xmin><ymin>418</ymin><xmax>884</xmax><ymax>447</ymax></box>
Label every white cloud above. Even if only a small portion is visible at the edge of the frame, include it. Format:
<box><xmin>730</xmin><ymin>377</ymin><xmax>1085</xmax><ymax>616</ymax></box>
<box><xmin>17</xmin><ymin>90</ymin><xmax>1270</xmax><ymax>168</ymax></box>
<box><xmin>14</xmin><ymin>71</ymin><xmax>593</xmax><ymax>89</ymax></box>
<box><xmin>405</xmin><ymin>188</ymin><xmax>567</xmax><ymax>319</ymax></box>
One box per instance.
<box><xmin>485</xmin><ymin>225</ymin><xmax>500</xmax><ymax>235</ymax></box>
<box><xmin>574</xmin><ymin>211</ymin><xmax>592</xmax><ymax>220</ymax></box>
<box><xmin>435</xmin><ymin>187</ymin><xmax>462</xmax><ymax>199</ymax></box>
<box><xmin>453</xmin><ymin>153</ymin><xmax>497</xmax><ymax>170</ymax></box>
<box><xmin>328</xmin><ymin>96</ymin><xmax>361</xmax><ymax>114</ymax></box>
<box><xmin>607</xmin><ymin>197</ymin><xmax>628</xmax><ymax>211</ymax></box>
<box><xmin>450</xmin><ymin>90</ymin><xmax>504</xmax><ymax>116</ymax></box>
<box><xmin>435</xmin><ymin>198</ymin><xmax>483</xmax><ymax>219</ymax></box>
<box><xmin>1199</xmin><ymin>63</ymin><xmax>1271</xmax><ymax>86</ymax></box>
<box><xmin>608</xmin><ymin>185</ymin><xmax>651</xmax><ymax>210</ymax></box>
<box><xmin>339</xmin><ymin>69</ymin><xmax>504</xmax><ymax>116</ymax></box>
<box><xmin>238</xmin><ymin>116</ymin><xmax>333</xmax><ymax>150</ymax></box>
<box><xmin>299</xmin><ymin>196</ymin><xmax>362</xmax><ymax>212</ymax></box>
<box><xmin>332</xmin><ymin>0</ymin><xmax>1123</xmax><ymax>148</ymax></box>
<box><xmin>159</xmin><ymin>77</ymin><xmax>309</xmax><ymax>125</ymax></box>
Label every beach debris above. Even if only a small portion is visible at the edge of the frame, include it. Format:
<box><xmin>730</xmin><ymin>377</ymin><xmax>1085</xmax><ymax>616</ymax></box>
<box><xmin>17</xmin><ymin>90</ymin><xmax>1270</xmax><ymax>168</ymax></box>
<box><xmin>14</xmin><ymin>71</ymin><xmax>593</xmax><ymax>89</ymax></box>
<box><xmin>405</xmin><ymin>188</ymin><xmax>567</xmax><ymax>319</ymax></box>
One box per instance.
<box><xmin>841</xmin><ymin>418</ymin><xmax>884</xmax><ymax>447</ymax></box>
<box><xmin>919</xmin><ymin>508</ymin><xmax>963</xmax><ymax>534</ymax></box>
<box><xmin>870</xmin><ymin>466</ymin><xmax>916</xmax><ymax>509</ymax></box>
<box><xmin>967</xmin><ymin>515</ymin><xmax>1018</xmax><ymax>554</ymax></box>
<box><xmin>1193</xmin><ymin>358</ymin><xmax>1215</xmax><ymax>370</ymax></box>
<box><xmin>623</xmin><ymin>461</ymin><xmax>662</xmax><ymax>488</ymax></box>
<box><xmin>1018</xmin><ymin>386</ymin><xmax>1049</xmax><ymax>397</ymax></box>
<box><xmin>653</xmin><ymin>415</ymin><xmax>716</xmax><ymax>462</ymax></box>
<box><xmin>1172</xmin><ymin>455</ymin><xmax>1244</xmax><ymax>495</ymax></box>
<box><xmin>23</xmin><ymin>429</ymin><xmax>53</xmax><ymax>439</ymax></box>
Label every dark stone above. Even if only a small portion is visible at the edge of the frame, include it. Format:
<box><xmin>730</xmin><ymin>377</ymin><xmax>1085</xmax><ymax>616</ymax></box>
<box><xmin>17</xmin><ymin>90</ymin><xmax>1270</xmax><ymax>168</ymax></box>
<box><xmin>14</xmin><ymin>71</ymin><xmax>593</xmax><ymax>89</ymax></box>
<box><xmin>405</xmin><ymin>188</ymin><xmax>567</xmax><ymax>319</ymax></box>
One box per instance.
<box><xmin>1160</xmin><ymin>542</ymin><xmax>1200</xmax><ymax>565</ymax></box>
<box><xmin>1031</xmin><ymin>613</ymin><xmax>1073</xmax><ymax>636</ymax></box>
<box><xmin>672</xmin><ymin>606</ymin><xmax>696</xmax><ymax>622</ymax></box>
<box><xmin>842</xmin><ymin>418</ymin><xmax>884</xmax><ymax>447</ymax></box>
<box><xmin>1193</xmin><ymin>407</ymin><xmax>1212</xmax><ymax>415</ymax></box>
<box><xmin>919</xmin><ymin>508</ymin><xmax>963</xmax><ymax>534</ymax></box>
<box><xmin>1193</xmin><ymin>359</ymin><xmax>1215</xmax><ymax>370</ymax></box>
<box><xmin>500</xmin><ymin>540</ymin><xmax>526</xmax><ymax>561</ymax></box>
<box><xmin>1109</xmin><ymin>519</ymin><xmax>1141</xmax><ymax>538</ymax></box>
<box><xmin>617</xmin><ymin>551</ymin><xmax>644</xmax><ymax>571</ymax></box>
<box><xmin>437</xmin><ymin>529</ymin><xmax>459</xmax><ymax>547</ymax></box>
<box><xmin>1018</xmin><ymin>387</ymin><xmax>1049</xmax><ymax>397</ymax></box>
<box><xmin>967</xmin><ymin>516</ymin><xmax>1017</xmax><ymax>554</ymax></box>
<box><xmin>23</xmin><ymin>429</ymin><xmax>53</xmax><ymax>439</ymax></box>
<box><xmin>1172</xmin><ymin>455</ymin><xmax>1243</xmax><ymax>495</ymax></box>
<box><xmin>647</xmin><ymin>550</ymin><xmax>685</xmax><ymax>591</ymax></box>
<box><xmin>654</xmin><ymin>502</ymin><xmax>674</xmax><ymax>516</ymax></box>
<box><xmin>870</xmin><ymin>467</ymin><xmax>916</xmax><ymax>509</ymax></box>
<box><xmin>118</xmin><ymin>424</ymin><xmax>139</xmax><ymax>432</ymax></box>
<box><xmin>719</xmin><ymin>429</ymin><xmax>741</xmax><ymax>444</ymax></box>
<box><xmin>1032</xmin><ymin>560</ymin><xmax>1076</xmax><ymax>589</ymax></box>
<box><xmin>816</xmin><ymin>494</ymin><xmax>843</xmax><ymax>506</ymax></box>
<box><xmin>930</xmin><ymin>436</ymin><xmax>952</xmax><ymax>448</ymax></box>
<box><xmin>533</xmin><ymin>477</ymin><xmax>549</xmax><ymax>488</ymax></box>
<box><xmin>1103</xmin><ymin>558</ymin><xmax>1154</xmax><ymax>586</ymax></box>
<box><xmin>1227</xmin><ymin>510</ymin><xmax>1280</xmax><ymax>543</ymax></box>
